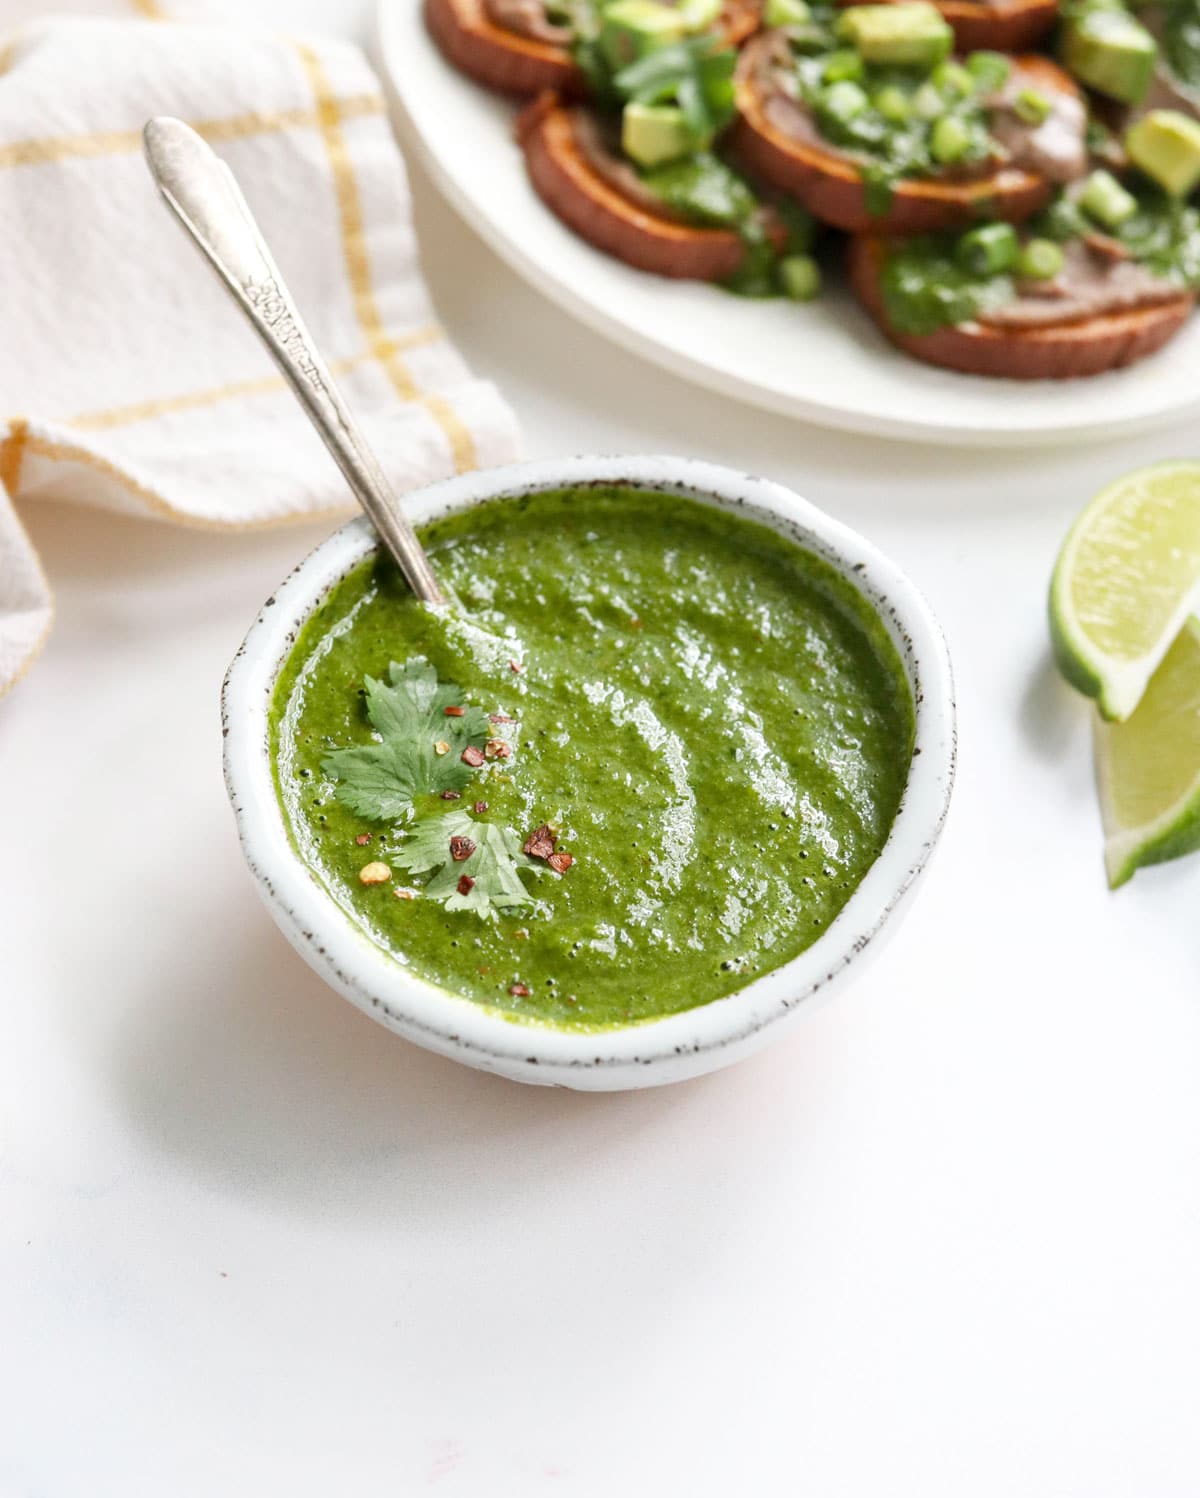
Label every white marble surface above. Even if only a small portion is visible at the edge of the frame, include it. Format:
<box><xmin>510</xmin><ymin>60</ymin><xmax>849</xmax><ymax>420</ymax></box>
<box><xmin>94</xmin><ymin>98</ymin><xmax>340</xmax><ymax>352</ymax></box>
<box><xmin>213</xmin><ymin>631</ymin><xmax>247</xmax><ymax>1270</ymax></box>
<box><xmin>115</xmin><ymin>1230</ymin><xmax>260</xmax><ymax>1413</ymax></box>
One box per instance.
<box><xmin>2</xmin><ymin>3</ymin><xmax>1198</xmax><ymax>1494</ymax></box>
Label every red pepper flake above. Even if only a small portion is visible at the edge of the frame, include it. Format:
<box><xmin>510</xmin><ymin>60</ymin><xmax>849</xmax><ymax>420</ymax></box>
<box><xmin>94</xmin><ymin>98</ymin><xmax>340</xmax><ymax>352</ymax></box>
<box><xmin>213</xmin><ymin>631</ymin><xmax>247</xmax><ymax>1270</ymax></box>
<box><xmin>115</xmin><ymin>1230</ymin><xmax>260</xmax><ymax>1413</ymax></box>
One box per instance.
<box><xmin>449</xmin><ymin>835</ymin><xmax>476</xmax><ymax>862</ymax></box>
<box><xmin>440</xmin><ymin>790</ymin><xmax>461</xmax><ymax>801</ymax></box>
<box><xmin>473</xmin><ymin>801</ymin><xmax>488</xmax><ymax>814</ymax></box>
<box><xmin>547</xmin><ymin>851</ymin><xmax>575</xmax><ymax>875</ymax></box>
<box><xmin>489</xmin><ymin>712</ymin><xmax>514</xmax><ymax>724</ymax></box>
<box><xmin>508</xmin><ymin>983</ymin><xmax>530</xmax><ymax>997</ymax></box>
<box><xmin>444</xmin><ymin>705</ymin><xmax>466</xmax><ymax>717</ymax></box>
<box><xmin>354</xmin><ymin>833</ymin><xmax>372</xmax><ymax>846</ymax></box>
<box><xmin>457</xmin><ymin>874</ymin><xmax>475</xmax><ymax>895</ymax></box>
<box><xmin>485</xmin><ymin>738</ymin><xmax>512</xmax><ymax>760</ymax></box>
<box><xmin>461</xmin><ymin>746</ymin><xmax>485</xmax><ymax>768</ymax></box>
<box><xmin>523</xmin><ymin>823</ymin><xmax>557</xmax><ymax>861</ymax></box>
<box><xmin>509</xmin><ymin>661</ymin><xmax>524</xmax><ymax>674</ymax></box>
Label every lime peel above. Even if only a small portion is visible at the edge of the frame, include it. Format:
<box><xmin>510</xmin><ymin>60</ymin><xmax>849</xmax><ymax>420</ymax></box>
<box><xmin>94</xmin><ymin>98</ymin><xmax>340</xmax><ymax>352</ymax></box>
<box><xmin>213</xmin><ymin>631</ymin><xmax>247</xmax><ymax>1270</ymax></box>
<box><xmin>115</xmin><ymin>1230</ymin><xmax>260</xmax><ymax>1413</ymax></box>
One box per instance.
<box><xmin>1050</xmin><ymin>460</ymin><xmax>1200</xmax><ymax>722</ymax></box>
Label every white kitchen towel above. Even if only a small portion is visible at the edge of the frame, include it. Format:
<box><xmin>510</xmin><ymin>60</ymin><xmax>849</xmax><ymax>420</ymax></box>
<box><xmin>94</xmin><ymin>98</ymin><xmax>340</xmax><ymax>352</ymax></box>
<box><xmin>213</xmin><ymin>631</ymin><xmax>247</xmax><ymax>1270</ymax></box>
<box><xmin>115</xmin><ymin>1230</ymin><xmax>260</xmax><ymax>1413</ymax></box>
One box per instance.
<box><xmin>0</xmin><ymin>4</ymin><xmax>520</xmax><ymax>697</ymax></box>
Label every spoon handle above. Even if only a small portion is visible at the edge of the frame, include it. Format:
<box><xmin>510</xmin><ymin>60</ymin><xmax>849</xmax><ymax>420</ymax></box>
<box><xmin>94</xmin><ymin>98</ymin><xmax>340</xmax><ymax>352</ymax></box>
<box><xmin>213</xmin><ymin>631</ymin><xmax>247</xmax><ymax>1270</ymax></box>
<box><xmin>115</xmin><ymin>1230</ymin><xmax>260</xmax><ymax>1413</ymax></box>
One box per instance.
<box><xmin>142</xmin><ymin>116</ymin><xmax>446</xmax><ymax>608</ymax></box>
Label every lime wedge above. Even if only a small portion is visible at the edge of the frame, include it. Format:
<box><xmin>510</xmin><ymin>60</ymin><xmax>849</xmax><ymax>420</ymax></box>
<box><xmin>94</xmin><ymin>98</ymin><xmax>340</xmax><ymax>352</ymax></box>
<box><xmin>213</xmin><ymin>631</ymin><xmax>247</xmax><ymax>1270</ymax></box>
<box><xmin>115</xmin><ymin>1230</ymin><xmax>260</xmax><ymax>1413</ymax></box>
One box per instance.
<box><xmin>1050</xmin><ymin>460</ymin><xmax>1200</xmax><ymax>721</ymax></box>
<box><xmin>1095</xmin><ymin>616</ymin><xmax>1200</xmax><ymax>887</ymax></box>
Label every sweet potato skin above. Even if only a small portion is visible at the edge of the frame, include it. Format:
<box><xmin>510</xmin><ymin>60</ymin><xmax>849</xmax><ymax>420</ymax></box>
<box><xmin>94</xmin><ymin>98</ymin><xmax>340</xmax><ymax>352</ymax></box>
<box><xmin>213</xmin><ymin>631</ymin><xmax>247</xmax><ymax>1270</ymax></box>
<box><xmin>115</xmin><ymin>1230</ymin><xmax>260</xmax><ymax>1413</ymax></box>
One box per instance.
<box><xmin>839</xmin><ymin>0</ymin><xmax>1058</xmax><ymax>53</ymax></box>
<box><xmin>518</xmin><ymin>97</ymin><xmax>756</xmax><ymax>280</ymax></box>
<box><xmin>733</xmin><ymin>47</ymin><xmax>1077</xmax><ymax>234</ymax></box>
<box><xmin>718</xmin><ymin>0</ymin><xmax>766</xmax><ymax>46</ymax></box>
<box><xmin>847</xmin><ymin>234</ymin><xmax>1195</xmax><ymax>378</ymax></box>
<box><xmin>426</xmin><ymin>0</ymin><xmax>583</xmax><ymax>98</ymax></box>
<box><xmin>427</xmin><ymin>0</ymin><xmax>763</xmax><ymax>99</ymax></box>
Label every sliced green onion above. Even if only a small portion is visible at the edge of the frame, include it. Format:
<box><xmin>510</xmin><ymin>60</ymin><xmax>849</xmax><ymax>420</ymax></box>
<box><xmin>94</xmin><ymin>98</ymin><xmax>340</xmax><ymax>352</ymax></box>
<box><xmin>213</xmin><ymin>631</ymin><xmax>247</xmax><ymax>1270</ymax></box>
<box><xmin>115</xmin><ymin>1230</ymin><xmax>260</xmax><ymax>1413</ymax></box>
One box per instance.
<box><xmin>1017</xmin><ymin>237</ymin><xmax>1066</xmax><ymax>279</ymax></box>
<box><xmin>933</xmin><ymin>60</ymin><xmax>975</xmax><ymax>99</ymax></box>
<box><xmin>957</xmin><ymin>222</ymin><xmax>1020</xmax><ymax>275</ymax></box>
<box><xmin>764</xmin><ymin>0</ymin><xmax>811</xmax><ymax>25</ymax></box>
<box><xmin>872</xmin><ymin>84</ymin><xmax>911</xmax><ymax>123</ymax></box>
<box><xmin>1014</xmin><ymin>87</ymin><xmax>1052</xmax><ymax>125</ymax></box>
<box><xmin>1079</xmin><ymin>168</ymin><xmax>1138</xmax><ymax>229</ymax></box>
<box><xmin>912</xmin><ymin>81</ymin><xmax>946</xmax><ymax>120</ymax></box>
<box><xmin>965</xmin><ymin>50</ymin><xmax>1011</xmax><ymax>93</ymax></box>
<box><xmin>819</xmin><ymin>79</ymin><xmax>870</xmax><ymax>122</ymax></box>
<box><xmin>822</xmin><ymin>47</ymin><xmax>866</xmax><ymax>83</ymax></box>
<box><xmin>779</xmin><ymin>253</ymin><xmax>822</xmax><ymax>301</ymax></box>
<box><xmin>931</xmin><ymin>113</ymin><xmax>971</xmax><ymax>163</ymax></box>
<box><xmin>1037</xmin><ymin>196</ymin><xmax>1087</xmax><ymax>242</ymax></box>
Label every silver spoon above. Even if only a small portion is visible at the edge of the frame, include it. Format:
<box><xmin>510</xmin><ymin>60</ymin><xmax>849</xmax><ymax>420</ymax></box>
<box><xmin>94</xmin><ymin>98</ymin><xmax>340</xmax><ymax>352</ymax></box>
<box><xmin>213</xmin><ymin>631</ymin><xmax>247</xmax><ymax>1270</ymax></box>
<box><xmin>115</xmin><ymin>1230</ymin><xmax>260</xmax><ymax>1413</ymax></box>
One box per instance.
<box><xmin>142</xmin><ymin>116</ymin><xmax>446</xmax><ymax>608</ymax></box>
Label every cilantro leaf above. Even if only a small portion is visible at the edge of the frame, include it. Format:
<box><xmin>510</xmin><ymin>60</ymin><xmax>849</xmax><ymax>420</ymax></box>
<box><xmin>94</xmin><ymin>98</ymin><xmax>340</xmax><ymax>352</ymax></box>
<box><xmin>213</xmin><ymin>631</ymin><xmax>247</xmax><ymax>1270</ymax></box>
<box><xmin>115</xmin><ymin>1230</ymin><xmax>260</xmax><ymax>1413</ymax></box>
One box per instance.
<box><xmin>614</xmin><ymin>39</ymin><xmax>737</xmax><ymax>140</ymax></box>
<box><xmin>322</xmin><ymin>658</ymin><xmax>491</xmax><ymax>821</ymax></box>
<box><xmin>365</xmin><ymin>659</ymin><xmax>489</xmax><ymax>742</ymax></box>
<box><xmin>317</xmin><ymin>739</ymin><xmax>424</xmax><ymax>821</ymax></box>
<box><xmin>394</xmin><ymin>810</ymin><xmax>540</xmax><ymax>921</ymax></box>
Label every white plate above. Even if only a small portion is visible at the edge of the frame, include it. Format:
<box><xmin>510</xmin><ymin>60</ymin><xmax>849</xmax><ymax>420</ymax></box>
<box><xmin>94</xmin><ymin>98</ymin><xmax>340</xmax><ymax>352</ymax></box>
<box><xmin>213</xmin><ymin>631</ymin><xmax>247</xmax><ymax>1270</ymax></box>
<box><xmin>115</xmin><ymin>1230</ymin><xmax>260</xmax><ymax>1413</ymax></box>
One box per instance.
<box><xmin>376</xmin><ymin>0</ymin><xmax>1200</xmax><ymax>446</ymax></box>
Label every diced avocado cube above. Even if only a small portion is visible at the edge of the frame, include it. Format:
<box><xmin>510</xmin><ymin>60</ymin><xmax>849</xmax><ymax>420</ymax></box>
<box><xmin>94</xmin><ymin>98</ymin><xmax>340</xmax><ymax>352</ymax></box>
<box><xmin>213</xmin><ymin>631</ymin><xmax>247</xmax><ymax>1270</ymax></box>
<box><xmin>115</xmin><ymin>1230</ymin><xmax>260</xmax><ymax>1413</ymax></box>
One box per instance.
<box><xmin>780</xmin><ymin>253</ymin><xmax>822</xmax><ymax>300</ymax></box>
<box><xmin>957</xmin><ymin>222</ymin><xmax>1019</xmax><ymax>274</ymax></box>
<box><xmin>1079</xmin><ymin>167</ymin><xmax>1139</xmax><ymax>228</ymax></box>
<box><xmin>622</xmin><ymin>102</ymin><xmax>696</xmax><ymax>166</ymax></box>
<box><xmin>677</xmin><ymin>0</ymin><xmax>723</xmax><ymax>31</ymax></box>
<box><xmin>1126</xmin><ymin>109</ymin><xmax>1200</xmax><ymax>197</ymax></box>
<box><xmin>1061</xmin><ymin>7</ymin><xmax>1157</xmax><ymax>105</ymax></box>
<box><xmin>600</xmin><ymin>0</ymin><xmax>686</xmax><ymax>70</ymax></box>
<box><xmin>765</xmin><ymin>0</ymin><xmax>811</xmax><ymax>25</ymax></box>
<box><xmin>836</xmin><ymin>3</ymin><xmax>953</xmax><ymax>68</ymax></box>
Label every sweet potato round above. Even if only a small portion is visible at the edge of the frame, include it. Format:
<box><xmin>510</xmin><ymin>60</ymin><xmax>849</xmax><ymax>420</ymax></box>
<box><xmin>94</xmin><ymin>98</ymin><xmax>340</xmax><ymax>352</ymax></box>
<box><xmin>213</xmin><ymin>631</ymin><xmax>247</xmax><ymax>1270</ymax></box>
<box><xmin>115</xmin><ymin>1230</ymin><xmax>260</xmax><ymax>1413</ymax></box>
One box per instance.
<box><xmin>846</xmin><ymin>234</ymin><xmax>1195</xmax><ymax>378</ymax></box>
<box><xmin>517</xmin><ymin>96</ymin><xmax>759</xmax><ymax>280</ymax></box>
<box><xmin>733</xmin><ymin>44</ymin><xmax>1077</xmax><ymax>233</ymax></box>
<box><xmin>839</xmin><ymin>0</ymin><xmax>1058</xmax><ymax>54</ymax></box>
<box><xmin>426</xmin><ymin>0</ymin><xmax>582</xmax><ymax>97</ymax></box>
<box><xmin>718</xmin><ymin>0</ymin><xmax>766</xmax><ymax>46</ymax></box>
<box><xmin>427</xmin><ymin>0</ymin><xmax>763</xmax><ymax>99</ymax></box>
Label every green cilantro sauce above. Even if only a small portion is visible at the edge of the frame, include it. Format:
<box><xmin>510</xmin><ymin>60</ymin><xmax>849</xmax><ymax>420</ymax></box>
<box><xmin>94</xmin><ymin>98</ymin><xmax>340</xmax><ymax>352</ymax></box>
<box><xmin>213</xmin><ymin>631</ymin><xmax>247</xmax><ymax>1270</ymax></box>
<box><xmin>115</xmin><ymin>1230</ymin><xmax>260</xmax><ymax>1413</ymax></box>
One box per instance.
<box><xmin>270</xmin><ymin>487</ymin><xmax>913</xmax><ymax>1031</ymax></box>
<box><xmin>880</xmin><ymin>192</ymin><xmax>1200</xmax><ymax>335</ymax></box>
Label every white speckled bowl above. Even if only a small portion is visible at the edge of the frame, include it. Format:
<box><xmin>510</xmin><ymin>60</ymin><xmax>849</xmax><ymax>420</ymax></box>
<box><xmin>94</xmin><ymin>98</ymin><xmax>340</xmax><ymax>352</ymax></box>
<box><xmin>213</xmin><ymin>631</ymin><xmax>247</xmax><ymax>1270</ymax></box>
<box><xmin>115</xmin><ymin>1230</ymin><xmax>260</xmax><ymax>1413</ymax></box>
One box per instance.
<box><xmin>223</xmin><ymin>456</ymin><xmax>955</xmax><ymax>1090</ymax></box>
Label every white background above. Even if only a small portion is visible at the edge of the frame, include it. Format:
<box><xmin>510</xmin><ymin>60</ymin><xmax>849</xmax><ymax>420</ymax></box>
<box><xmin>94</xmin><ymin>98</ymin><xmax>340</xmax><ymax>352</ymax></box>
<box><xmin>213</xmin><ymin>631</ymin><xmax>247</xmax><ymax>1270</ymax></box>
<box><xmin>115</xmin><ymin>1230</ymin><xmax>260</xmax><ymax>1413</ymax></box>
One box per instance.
<box><xmin>2</xmin><ymin>3</ymin><xmax>1199</xmax><ymax>1494</ymax></box>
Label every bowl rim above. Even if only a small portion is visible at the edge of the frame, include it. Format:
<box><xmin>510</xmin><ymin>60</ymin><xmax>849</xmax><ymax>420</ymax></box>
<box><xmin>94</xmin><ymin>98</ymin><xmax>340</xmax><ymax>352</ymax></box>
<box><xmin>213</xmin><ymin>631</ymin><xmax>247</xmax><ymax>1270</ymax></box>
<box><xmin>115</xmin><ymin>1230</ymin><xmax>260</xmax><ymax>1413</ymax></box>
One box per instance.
<box><xmin>222</xmin><ymin>455</ymin><xmax>956</xmax><ymax>1086</ymax></box>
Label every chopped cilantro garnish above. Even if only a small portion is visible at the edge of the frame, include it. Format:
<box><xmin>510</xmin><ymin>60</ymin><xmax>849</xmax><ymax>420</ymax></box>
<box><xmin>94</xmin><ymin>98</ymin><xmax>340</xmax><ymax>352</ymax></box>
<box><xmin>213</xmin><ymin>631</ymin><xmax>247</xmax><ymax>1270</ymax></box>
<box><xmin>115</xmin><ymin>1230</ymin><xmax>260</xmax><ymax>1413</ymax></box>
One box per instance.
<box><xmin>322</xmin><ymin>659</ymin><xmax>552</xmax><ymax>920</ymax></box>
<box><xmin>322</xmin><ymin>659</ymin><xmax>490</xmax><ymax>820</ymax></box>
<box><xmin>614</xmin><ymin>39</ymin><xmax>738</xmax><ymax>140</ymax></box>
<box><xmin>394</xmin><ymin>810</ymin><xmax>542</xmax><ymax>921</ymax></box>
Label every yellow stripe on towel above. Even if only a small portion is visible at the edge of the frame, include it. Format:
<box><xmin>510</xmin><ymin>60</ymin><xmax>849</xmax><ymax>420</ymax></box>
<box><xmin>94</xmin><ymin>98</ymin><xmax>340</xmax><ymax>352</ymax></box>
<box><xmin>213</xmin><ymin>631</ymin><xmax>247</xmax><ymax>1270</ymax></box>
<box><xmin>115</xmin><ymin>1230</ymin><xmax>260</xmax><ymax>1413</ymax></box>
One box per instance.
<box><xmin>0</xmin><ymin>95</ymin><xmax>384</xmax><ymax>173</ymax></box>
<box><xmin>66</xmin><ymin>332</ymin><xmax>442</xmax><ymax>431</ymax></box>
<box><xmin>294</xmin><ymin>42</ymin><xmax>477</xmax><ymax>475</ymax></box>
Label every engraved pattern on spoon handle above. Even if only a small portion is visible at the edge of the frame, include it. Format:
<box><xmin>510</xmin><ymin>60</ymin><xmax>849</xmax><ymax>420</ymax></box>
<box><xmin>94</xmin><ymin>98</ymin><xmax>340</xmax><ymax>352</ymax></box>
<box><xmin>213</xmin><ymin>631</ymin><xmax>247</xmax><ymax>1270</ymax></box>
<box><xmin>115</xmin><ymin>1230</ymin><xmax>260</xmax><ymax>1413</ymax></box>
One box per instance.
<box><xmin>142</xmin><ymin>116</ymin><xmax>446</xmax><ymax>607</ymax></box>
